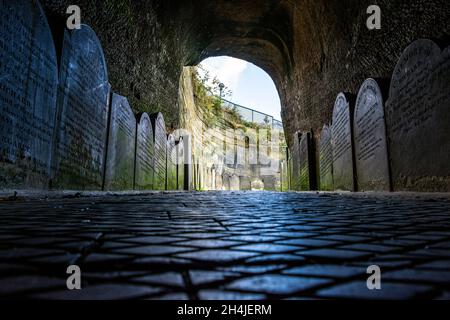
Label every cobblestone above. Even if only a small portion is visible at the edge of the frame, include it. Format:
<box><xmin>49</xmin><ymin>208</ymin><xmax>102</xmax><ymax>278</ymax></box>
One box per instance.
<box><xmin>0</xmin><ymin>191</ymin><xmax>450</xmax><ymax>299</ymax></box>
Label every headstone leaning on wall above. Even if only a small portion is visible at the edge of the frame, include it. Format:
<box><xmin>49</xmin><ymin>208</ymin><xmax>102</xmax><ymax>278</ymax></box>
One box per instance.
<box><xmin>104</xmin><ymin>94</ymin><xmax>136</xmax><ymax>191</ymax></box>
<box><xmin>319</xmin><ymin>125</ymin><xmax>333</xmax><ymax>191</ymax></box>
<box><xmin>150</xmin><ymin>112</ymin><xmax>167</xmax><ymax>190</ymax></box>
<box><xmin>52</xmin><ymin>24</ymin><xmax>110</xmax><ymax>190</ymax></box>
<box><xmin>135</xmin><ymin>113</ymin><xmax>155</xmax><ymax>190</ymax></box>
<box><xmin>385</xmin><ymin>39</ymin><xmax>450</xmax><ymax>192</ymax></box>
<box><xmin>299</xmin><ymin>131</ymin><xmax>317</xmax><ymax>191</ymax></box>
<box><xmin>175</xmin><ymin>136</ymin><xmax>185</xmax><ymax>191</ymax></box>
<box><xmin>0</xmin><ymin>0</ymin><xmax>58</xmax><ymax>189</ymax></box>
<box><xmin>290</xmin><ymin>132</ymin><xmax>302</xmax><ymax>191</ymax></box>
<box><xmin>331</xmin><ymin>93</ymin><xmax>356</xmax><ymax>191</ymax></box>
<box><xmin>166</xmin><ymin>134</ymin><xmax>177</xmax><ymax>190</ymax></box>
<box><xmin>354</xmin><ymin>79</ymin><xmax>391</xmax><ymax>192</ymax></box>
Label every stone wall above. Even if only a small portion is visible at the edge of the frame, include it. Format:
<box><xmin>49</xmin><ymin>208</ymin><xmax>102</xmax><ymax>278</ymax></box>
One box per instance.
<box><xmin>16</xmin><ymin>0</ymin><xmax>450</xmax><ymax>192</ymax></box>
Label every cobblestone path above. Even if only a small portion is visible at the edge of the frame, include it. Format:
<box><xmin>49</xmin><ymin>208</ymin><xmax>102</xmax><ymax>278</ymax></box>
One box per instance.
<box><xmin>1</xmin><ymin>191</ymin><xmax>450</xmax><ymax>299</ymax></box>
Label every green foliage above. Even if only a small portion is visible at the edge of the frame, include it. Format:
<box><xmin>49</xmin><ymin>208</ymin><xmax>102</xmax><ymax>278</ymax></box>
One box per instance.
<box><xmin>191</xmin><ymin>66</ymin><xmax>269</xmax><ymax>131</ymax></box>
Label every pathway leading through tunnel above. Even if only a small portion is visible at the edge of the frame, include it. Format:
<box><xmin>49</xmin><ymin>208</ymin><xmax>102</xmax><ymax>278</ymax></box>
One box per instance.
<box><xmin>1</xmin><ymin>191</ymin><xmax>450</xmax><ymax>299</ymax></box>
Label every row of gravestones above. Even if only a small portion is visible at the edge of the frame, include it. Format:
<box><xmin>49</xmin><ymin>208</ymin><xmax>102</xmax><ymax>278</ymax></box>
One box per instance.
<box><xmin>295</xmin><ymin>39</ymin><xmax>450</xmax><ymax>192</ymax></box>
<box><xmin>0</xmin><ymin>0</ymin><xmax>187</xmax><ymax>191</ymax></box>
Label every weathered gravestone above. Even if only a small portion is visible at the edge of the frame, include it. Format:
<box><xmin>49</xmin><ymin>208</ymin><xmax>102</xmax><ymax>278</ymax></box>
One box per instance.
<box><xmin>290</xmin><ymin>132</ymin><xmax>302</xmax><ymax>191</ymax></box>
<box><xmin>223</xmin><ymin>175</ymin><xmax>230</xmax><ymax>191</ymax></box>
<box><xmin>0</xmin><ymin>0</ymin><xmax>58</xmax><ymax>189</ymax></box>
<box><xmin>299</xmin><ymin>132</ymin><xmax>317</xmax><ymax>191</ymax></box>
<box><xmin>240</xmin><ymin>176</ymin><xmax>252</xmax><ymax>190</ymax></box>
<box><xmin>166</xmin><ymin>134</ymin><xmax>177</xmax><ymax>190</ymax></box>
<box><xmin>175</xmin><ymin>137</ymin><xmax>185</xmax><ymax>190</ymax></box>
<box><xmin>319</xmin><ymin>125</ymin><xmax>333</xmax><ymax>191</ymax></box>
<box><xmin>230</xmin><ymin>175</ymin><xmax>240</xmax><ymax>191</ymax></box>
<box><xmin>150</xmin><ymin>113</ymin><xmax>167</xmax><ymax>190</ymax></box>
<box><xmin>331</xmin><ymin>93</ymin><xmax>356</xmax><ymax>191</ymax></box>
<box><xmin>104</xmin><ymin>94</ymin><xmax>136</xmax><ymax>191</ymax></box>
<box><xmin>53</xmin><ymin>24</ymin><xmax>110</xmax><ymax>190</ymax></box>
<box><xmin>354</xmin><ymin>79</ymin><xmax>391</xmax><ymax>191</ymax></box>
<box><xmin>215</xmin><ymin>172</ymin><xmax>223</xmax><ymax>190</ymax></box>
<box><xmin>385</xmin><ymin>39</ymin><xmax>450</xmax><ymax>192</ymax></box>
<box><xmin>134</xmin><ymin>113</ymin><xmax>155</xmax><ymax>190</ymax></box>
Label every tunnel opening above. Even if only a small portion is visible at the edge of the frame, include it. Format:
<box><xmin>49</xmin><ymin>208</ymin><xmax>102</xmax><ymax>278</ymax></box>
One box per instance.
<box><xmin>178</xmin><ymin>56</ymin><xmax>288</xmax><ymax>192</ymax></box>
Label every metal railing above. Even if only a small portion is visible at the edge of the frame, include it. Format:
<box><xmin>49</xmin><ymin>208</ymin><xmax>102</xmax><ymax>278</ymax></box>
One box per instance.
<box><xmin>220</xmin><ymin>98</ymin><xmax>283</xmax><ymax>129</ymax></box>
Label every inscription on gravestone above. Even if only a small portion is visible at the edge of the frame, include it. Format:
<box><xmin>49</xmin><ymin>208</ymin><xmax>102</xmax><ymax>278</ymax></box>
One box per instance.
<box><xmin>53</xmin><ymin>24</ymin><xmax>110</xmax><ymax>190</ymax></box>
<box><xmin>166</xmin><ymin>134</ymin><xmax>177</xmax><ymax>190</ymax></box>
<box><xmin>354</xmin><ymin>79</ymin><xmax>391</xmax><ymax>191</ymax></box>
<box><xmin>331</xmin><ymin>93</ymin><xmax>356</xmax><ymax>191</ymax></box>
<box><xmin>150</xmin><ymin>113</ymin><xmax>167</xmax><ymax>190</ymax></box>
<box><xmin>319</xmin><ymin>125</ymin><xmax>333</xmax><ymax>191</ymax></box>
<box><xmin>385</xmin><ymin>39</ymin><xmax>450</xmax><ymax>192</ymax></box>
<box><xmin>104</xmin><ymin>94</ymin><xmax>136</xmax><ymax>191</ymax></box>
<box><xmin>0</xmin><ymin>0</ymin><xmax>58</xmax><ymax>188</ymax></box>
<box><xmin>134</xmin><ymin>113</ymin><xmax>155</xmax><ymax>190</ymax></box>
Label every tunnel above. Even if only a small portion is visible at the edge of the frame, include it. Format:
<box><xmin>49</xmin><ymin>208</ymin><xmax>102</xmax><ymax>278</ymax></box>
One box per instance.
<box><xmin>0</xmin><ymin>0</ymin><xmax>450</xmax><ymax>302</ymax></box>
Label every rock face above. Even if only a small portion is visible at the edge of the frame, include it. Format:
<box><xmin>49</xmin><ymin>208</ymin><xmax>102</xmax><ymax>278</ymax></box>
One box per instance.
<box><xmin>38</xmin><ymin>0</ymin><xmax>450</xmax><ymax>191</ymax></box>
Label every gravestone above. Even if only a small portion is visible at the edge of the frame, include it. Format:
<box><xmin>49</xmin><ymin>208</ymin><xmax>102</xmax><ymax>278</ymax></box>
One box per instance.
<box><xmin>0</xmin><ymin>0</ymin><xmax>58</xmax><ymax>189</ymax></box>
<box><xmin>319</xmin><ymin>125</ymin><xmax>333</xmax><ymax>191</ymax></box>
<box><xmin>385</xmin><ymin>39</ymin><xmax>450</xmax><ymax>192</ymax></box>
<box><xmin>240</xmin><ymin>176</ymin><xmax>252</xmax><ymax>190</ymax></box>
<box><xmin>215</xmin><ymin>172</ymin><xmax>223</xmax><ymax>190</ymax></box>
<box><xmin>175</xmin><ymin>137</ymin><xmax>185</xmax><ymax>190</ymax></box>
<box><xmin>150</xmin><ymin>113</ymin><xmax>167</xmax><ymax>190</ymax></box>
<box><xmin>290</xmin><ymin>132</ymin><xmax>302</xmax><ymax>191</ymax></box>
<box><xmin>299</xmin><ymin>132</ymin><xmax>316</xmax><ymax>191</ymax></box>
<box><xmin>134</xmin><ymin>113</ymin><xmax>155</xmax><ymax>190</ymax></box>
<box><xmin>354</xmin><ymin>79</ymin><xmax>391</xmax><ymax>191</ymax></box>
<box><xmin>223</xmin><ymin>175</ymin><xmax>231</xmax><ymax>191</ymax></box>
<box><xmin>104</xmin><ymin>94</ymin><xmax>136</xmax><ymax>191</ymax></box>
<box><xmin>53</xmin><ymin>24</ymin><xmax>110</xmax><ymax>190</ymax></box>
<box><xmin>166</xmin><ymin>134</ymin><xmax>177</xmax><ymax>190</ymax></box>
<box><xmin>230</xmin><ymin>175</ymin><xmax>240</xmax><ymax>191</ymax></box>
<box><xmin>331</xmin><ymin>93</ymin><xmax>356</xmax><ymax>191</ymax></box>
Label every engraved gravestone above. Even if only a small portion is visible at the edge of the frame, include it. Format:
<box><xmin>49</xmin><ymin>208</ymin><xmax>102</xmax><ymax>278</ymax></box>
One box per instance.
<box><xmin>166</xmin><ymin>134</ymin><xmax>177</xmax><ymax>190</ymax></box>
<box><xmin>175</xmin><ymin>137</ymin><xmax>184</xmax><ymax>190</ymax></box>
<box><xmin>354</xmin><ymin>79</ymin><xmax>390</xmax><ymax>191</ymax></box>
<box><xmin>299</xmin><ymin>132</ymin><xmax>315</xmax><ymax>191</ymax></box>
<box><xmin>319</xmin><ymin>125</ymin><xmax>333</xmax><ymax>191</ymax></box>
<box><xmin>331</xmin><ymin>93</ymin><xmax>356</xmax><ymax>191</ymax></box>
<box><xmin>0</xmin><ymin>0</ymin><xmax>58</xmax><ymax>188</ymax></box>
<box><xmin>385</xmin><ymin>39</ymin><xmax>450</xmax><ymax>192</ymax></box>
<box><xmin>135</xmin><ymin>113</ymin><xmax>155</xmax><ymax>190</ymax></box>
<box><xmin>150</xmin><ymin>113</ymin><xmax>167</xmax><ymax>190</ymax></box>
<box><xmin>53</xmin><ymin>24</ymin><xmax>110</xmax><ymax>190</ymax></box>
<box><xmin>104</xmin><ymin>94</ymin><xmax>136</xmax><ymax>190</ymax></box>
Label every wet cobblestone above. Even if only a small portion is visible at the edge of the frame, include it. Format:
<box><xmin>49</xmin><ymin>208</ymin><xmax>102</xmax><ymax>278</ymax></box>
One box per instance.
<box><xmin>0</xmin><ymin>191</ymin><xmax>450</xmax><ymax>300</ymax></box>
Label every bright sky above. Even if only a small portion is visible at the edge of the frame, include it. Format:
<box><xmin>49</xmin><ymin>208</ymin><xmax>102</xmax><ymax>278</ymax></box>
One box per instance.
<box><xmin>199</xmin><ymin>56</ymin><xmax>282</xmax><ymax>121</ymax></box>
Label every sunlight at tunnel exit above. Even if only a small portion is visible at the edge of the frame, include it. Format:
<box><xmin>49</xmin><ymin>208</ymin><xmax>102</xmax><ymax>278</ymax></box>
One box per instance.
<box><xmin>199</xmin><ymin>56</ymin><xmax>282</xmax><ymax>121</ymax></box>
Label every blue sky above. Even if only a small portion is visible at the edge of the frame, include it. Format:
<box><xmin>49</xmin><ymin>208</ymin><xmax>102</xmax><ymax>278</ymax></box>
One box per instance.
<box><xmin>199</xmin><ymin>56</ymin><xmax>282</xmax><ymax>121</ymax></box>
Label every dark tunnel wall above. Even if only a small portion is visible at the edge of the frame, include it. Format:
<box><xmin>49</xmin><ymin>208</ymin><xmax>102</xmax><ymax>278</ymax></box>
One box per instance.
<box><xmin>40</xmin><ymin>0</ymin><xmax>450</xmax><ymax>149</ymax></box>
